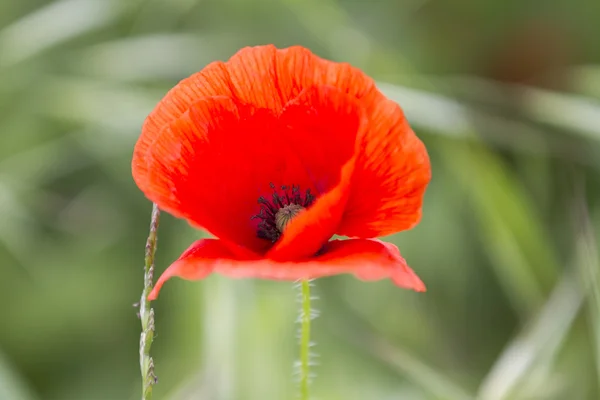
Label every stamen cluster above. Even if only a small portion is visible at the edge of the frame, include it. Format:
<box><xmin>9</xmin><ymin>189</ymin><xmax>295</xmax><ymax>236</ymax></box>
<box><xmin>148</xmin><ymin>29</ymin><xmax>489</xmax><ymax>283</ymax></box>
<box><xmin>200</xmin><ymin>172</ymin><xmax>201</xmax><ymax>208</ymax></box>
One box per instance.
<box><xmin>253</xmin><ymin>183</ymin><xmax>315</xmax><ymax>242</ymax></box>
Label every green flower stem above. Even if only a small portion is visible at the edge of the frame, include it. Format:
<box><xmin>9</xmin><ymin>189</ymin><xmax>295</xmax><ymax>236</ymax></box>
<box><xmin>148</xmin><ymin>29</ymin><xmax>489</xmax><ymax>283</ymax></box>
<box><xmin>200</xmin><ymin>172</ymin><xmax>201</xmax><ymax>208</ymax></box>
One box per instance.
<box><xmin>140</xmin><ymin>203</ymin><xmax>160</xmax><ymax>400</ymax></box>
<box><xmin>299</xmin><ymin>279</ymin><xmax>312</xmax><ymax>400</ymax></box>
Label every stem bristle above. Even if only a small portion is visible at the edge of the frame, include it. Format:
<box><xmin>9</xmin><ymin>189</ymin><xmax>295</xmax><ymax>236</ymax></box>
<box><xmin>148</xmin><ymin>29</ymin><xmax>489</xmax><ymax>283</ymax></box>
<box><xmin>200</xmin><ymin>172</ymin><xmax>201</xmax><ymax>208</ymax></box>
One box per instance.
<box><xmin>296</xmin><ymin>279</ymin><xmax>317</xmax><ymax>400</ymax></box>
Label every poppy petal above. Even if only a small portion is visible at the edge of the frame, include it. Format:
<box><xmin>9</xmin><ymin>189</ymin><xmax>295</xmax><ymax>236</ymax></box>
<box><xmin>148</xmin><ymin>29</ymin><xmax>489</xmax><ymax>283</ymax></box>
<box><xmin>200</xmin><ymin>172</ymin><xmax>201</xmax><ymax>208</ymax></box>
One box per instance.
<box><xmin>266</xmin><ymin>86</ymin><xmax>364</xmax><ymax>260</ymax></box>
<box><xmin>139</xmin><ymin>45</ymin><xmax>378</xmax><ymax>165</ymax></box>
<box><xmin>135</xmin><ymin>96</ymin><xmax>315</xmax><ymax>255</ymax></box>
<box><xmin>338</xmin><ymin>96</ymin><xmax>431</xmax><ymax>238</ymax></box>
<box><xmin>148</xmin><ymin>238</ymin><xmax>425</xmax><ymax>299</ymax></box>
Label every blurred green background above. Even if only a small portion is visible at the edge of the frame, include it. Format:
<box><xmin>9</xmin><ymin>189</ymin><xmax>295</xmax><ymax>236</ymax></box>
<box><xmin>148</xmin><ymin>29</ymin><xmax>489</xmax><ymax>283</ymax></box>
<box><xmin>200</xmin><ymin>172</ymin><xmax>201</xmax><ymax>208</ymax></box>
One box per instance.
<box><xmin>2</xmin><ymin>0</ymin><xmax>600</xmax><ymax>399</ymax></box>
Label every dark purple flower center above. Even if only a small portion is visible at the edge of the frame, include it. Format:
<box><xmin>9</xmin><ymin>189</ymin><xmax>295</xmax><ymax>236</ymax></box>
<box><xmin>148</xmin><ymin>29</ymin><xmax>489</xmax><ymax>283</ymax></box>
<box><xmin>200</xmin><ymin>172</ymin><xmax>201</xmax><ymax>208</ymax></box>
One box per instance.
<box><xmin>252</xmin><ymin>183</ymin><xmax>315</xmax><ymax>242</ymax></box>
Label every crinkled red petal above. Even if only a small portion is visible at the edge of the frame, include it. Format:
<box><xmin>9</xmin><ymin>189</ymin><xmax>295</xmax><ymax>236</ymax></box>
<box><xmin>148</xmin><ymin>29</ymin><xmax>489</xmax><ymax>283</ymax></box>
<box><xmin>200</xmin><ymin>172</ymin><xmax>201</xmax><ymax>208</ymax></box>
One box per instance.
<box><xmin>338</xmin><ymin>96</ymin><xmax>431</xmax><ymax>237</ymax></box>
<box><xmin>148</xmin><ymin>238</ymin><xmax>425</xmax><ymax>300</ymax></box>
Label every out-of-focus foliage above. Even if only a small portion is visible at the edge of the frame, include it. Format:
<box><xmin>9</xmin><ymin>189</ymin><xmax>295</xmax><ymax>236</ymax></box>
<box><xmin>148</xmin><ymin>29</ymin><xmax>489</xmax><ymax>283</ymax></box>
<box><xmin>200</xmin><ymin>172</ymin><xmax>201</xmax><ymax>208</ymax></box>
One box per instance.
<box><xmin>1</xmin><ymin>0</ymin><xmax>600</xmax><ymax>399</ymax></box>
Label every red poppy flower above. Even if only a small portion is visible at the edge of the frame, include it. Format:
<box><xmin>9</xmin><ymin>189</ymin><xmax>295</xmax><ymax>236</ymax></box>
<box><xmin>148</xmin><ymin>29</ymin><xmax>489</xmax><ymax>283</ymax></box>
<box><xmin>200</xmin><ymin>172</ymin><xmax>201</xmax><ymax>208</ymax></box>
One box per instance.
<box><xmin>132</xmin><ymin>45</ymin><xmax>431</xmax><ymax>300</ymax></box>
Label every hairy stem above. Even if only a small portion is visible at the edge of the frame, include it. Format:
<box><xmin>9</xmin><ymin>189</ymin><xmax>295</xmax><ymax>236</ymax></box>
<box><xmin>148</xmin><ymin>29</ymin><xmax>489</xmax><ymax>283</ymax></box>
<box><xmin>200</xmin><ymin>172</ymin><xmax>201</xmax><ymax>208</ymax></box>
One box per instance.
<box><xmin>140</xmin><ymin>203</ymin><xmax>160</xmax><ymax>400</ymax></box>
<box><xmin>299</xmin><ymin>279</ymin><xmax>312</xmax><ymax>400</ymax></box>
